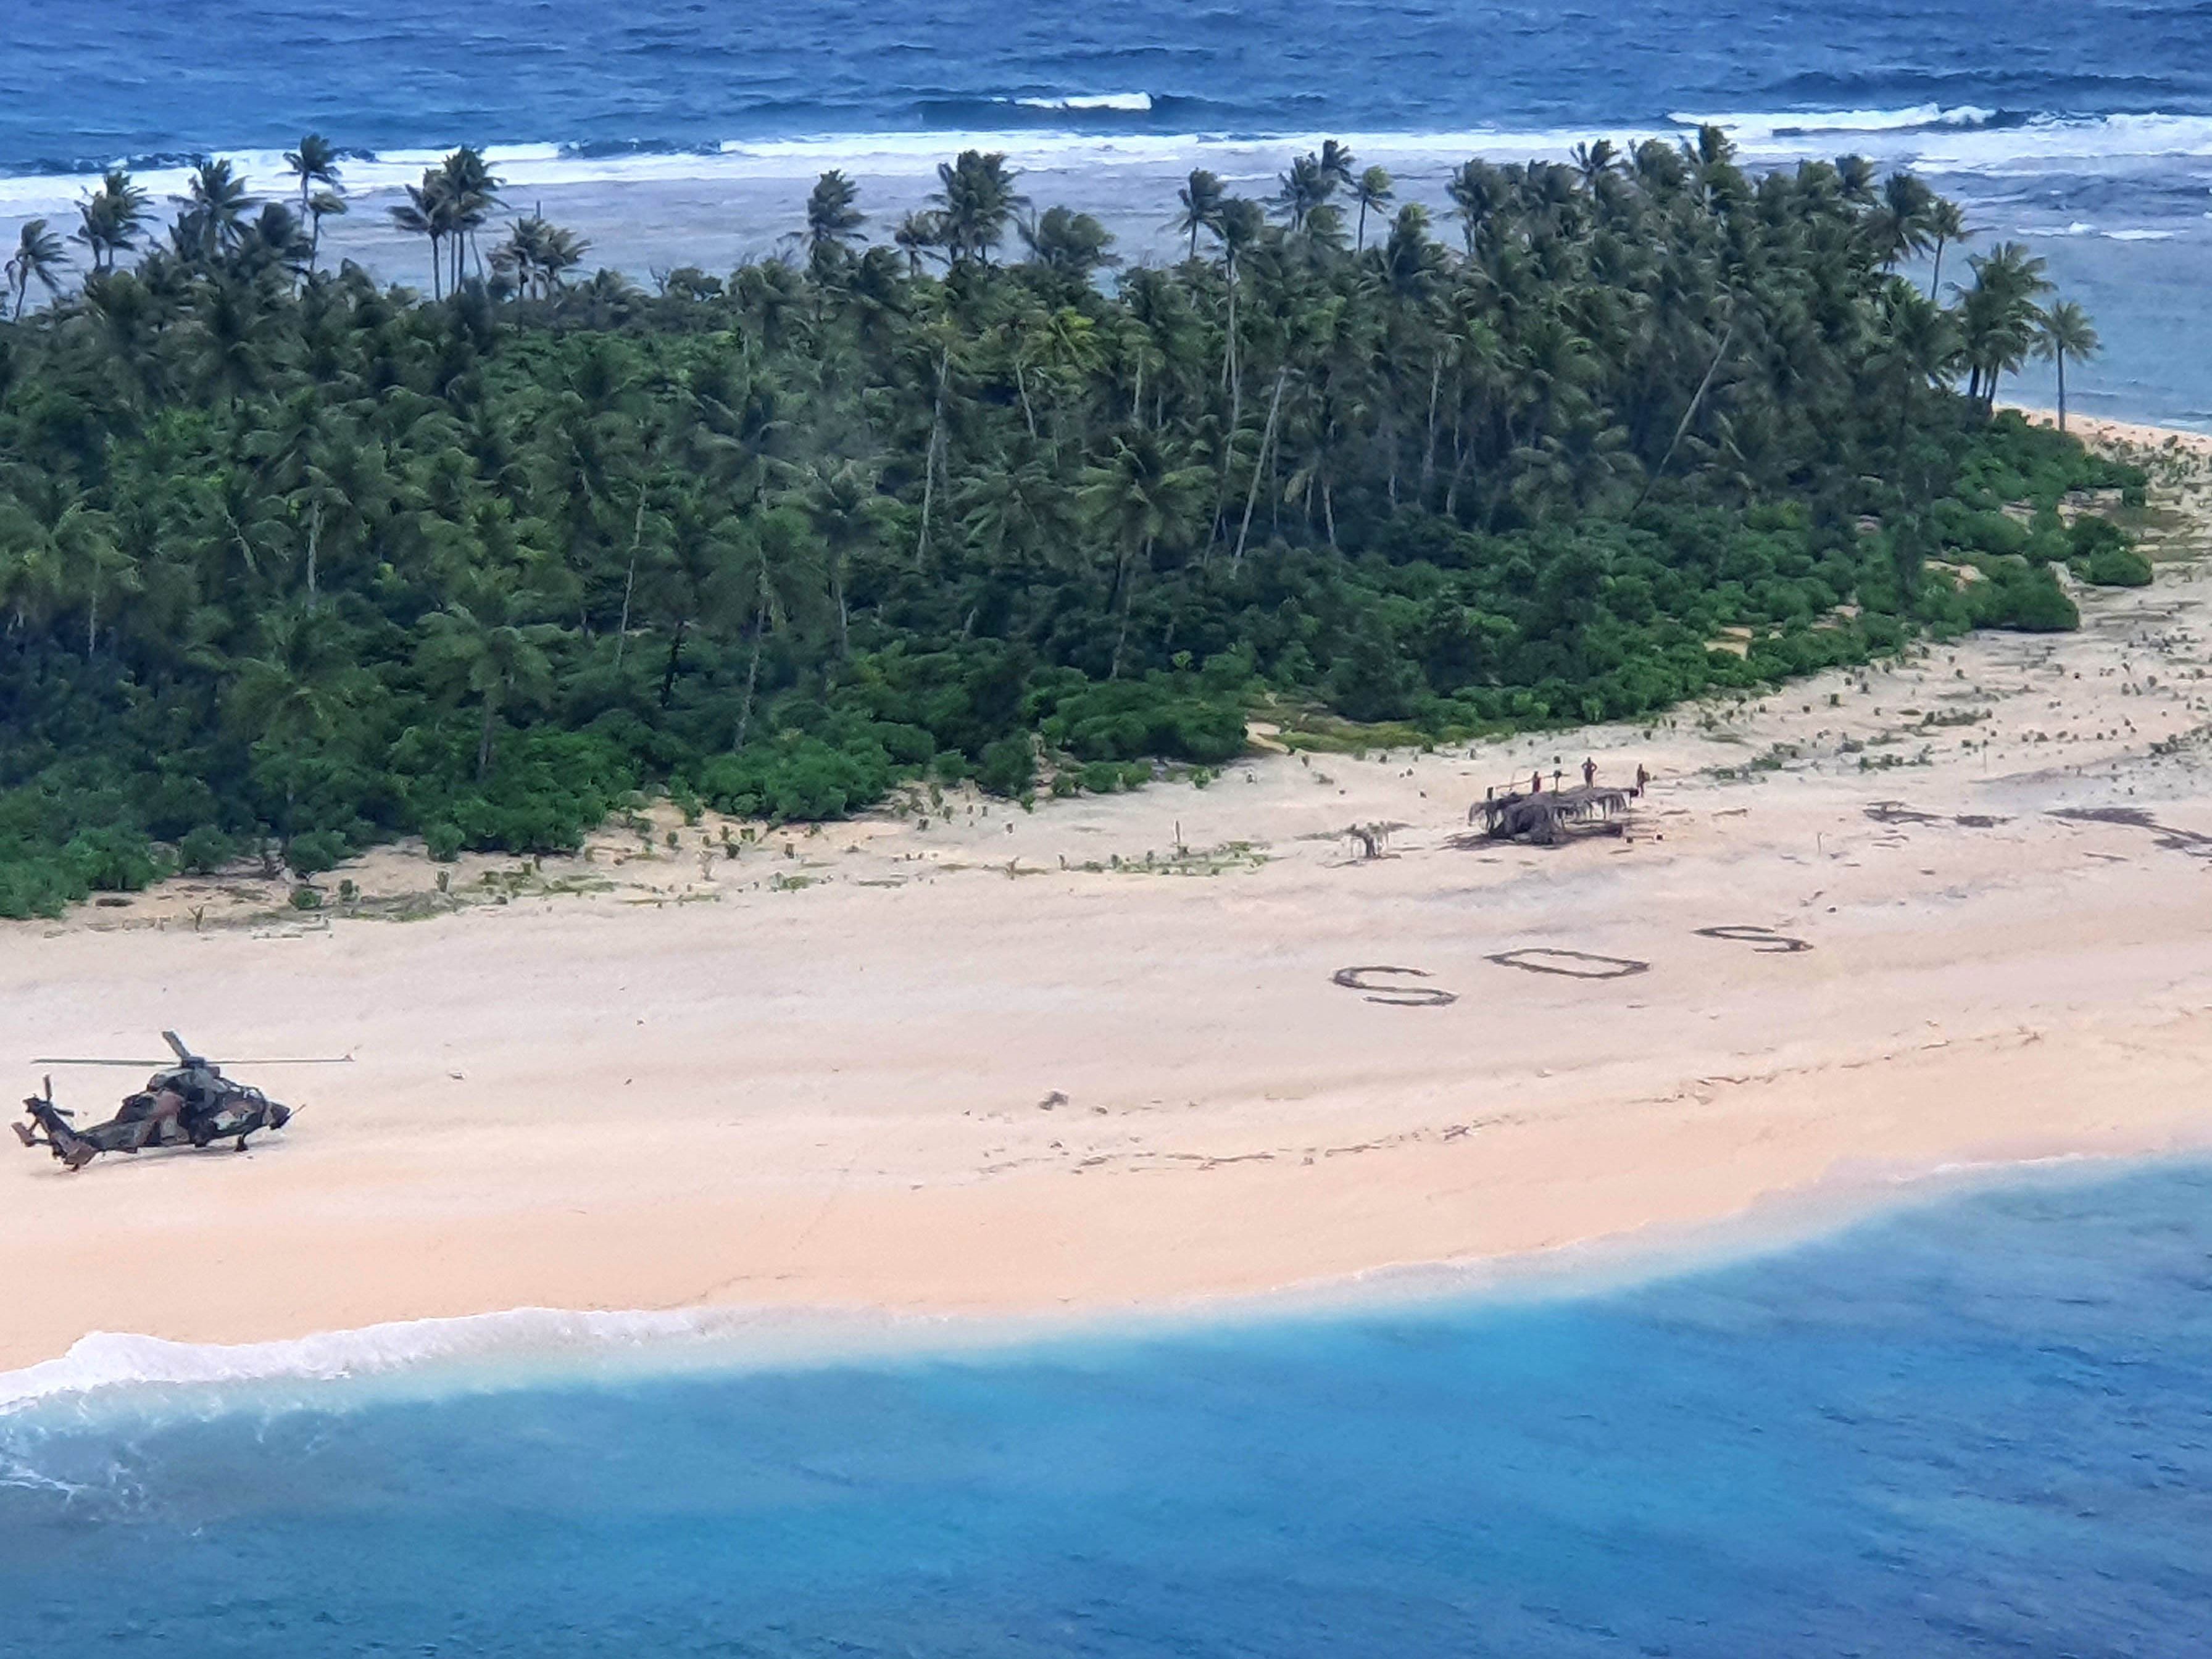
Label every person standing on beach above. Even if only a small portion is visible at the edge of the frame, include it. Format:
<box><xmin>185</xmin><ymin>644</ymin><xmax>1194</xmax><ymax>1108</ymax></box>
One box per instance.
<box><xmin>1582</xmin><ymin>757</ymin><xmax>1597</xmax><ymax>788</ymax></box>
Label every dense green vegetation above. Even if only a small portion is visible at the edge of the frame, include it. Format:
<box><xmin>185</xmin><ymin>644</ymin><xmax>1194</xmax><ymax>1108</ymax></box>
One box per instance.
<box><xmin>0</xmin><ymin>133</ymin><xmax>2143</xmax><ymax>915</ymax></box>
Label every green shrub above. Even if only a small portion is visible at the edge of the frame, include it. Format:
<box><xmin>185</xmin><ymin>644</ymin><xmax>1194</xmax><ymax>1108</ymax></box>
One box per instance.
<box><xmin>696</xmin><ymin>735</ymin><xmax>895</xmax><ymax>821</ymax></box>
<box><xmin>177</xmin><ymin>825</ymin><xmax>235</xmax><ymax>876</ymax></box>
<box><xmin>978</xmin><ymin>736</ymin><xmax>1035</xmax><ymax>796</ymax></box>
<box><xmin>2085</xmin><ymin>544</ymin><xmax>2153</xmax><ymax>588</ymax></box>
<box><xmin>286</xmin><ymin>830</ymin><xmax>347</xmax><ymax>879</ymax></box>
<box><xmin>289</xmin><ymin>885</ymin><xmax>323</xmax><ymax>911</ymax></box>
<box><xmin>1973</xmin><ymin>563</ymin><xmax>2080</xmax><ymax>632</ymax></box>
<box><xmin>2068</xmin><ymin>514</ymin><xmax>2127</xmax><ymax>559</ymax></box>
<box><xmin>424</xmin><ymin>821</ymin><xmax>465</xmax><ymax>861</ymax></box>
<box><xmin>1041</xmin><ymin>677</ymin><xmax>1247</xmax><ymax>765</ymax></box>
<box><xmin>1080</xmin><ymin>760</ymin><xmax>1124</xmax><ymax>794</ymax></box>
<box><xmin>61</xmin><ymin>826</ymin><xmax>165</xmax><ymax>892</ymax></box>
<box><xmin>0</xmin><ymin>859</ymin><xmax>84</xmax><ymax>920</ymax></box>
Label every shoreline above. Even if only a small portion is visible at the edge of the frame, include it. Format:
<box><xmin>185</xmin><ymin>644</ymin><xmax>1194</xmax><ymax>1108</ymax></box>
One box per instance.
<box><xmin>8</xmin><ymin>420</ymin><xmax>2212</xmax><ymax>1371</ymax></box>
<box><xmin>6</xmin><ymin>1143</ymin><xmax>2192</xmax><ymax>1413</ymax></box>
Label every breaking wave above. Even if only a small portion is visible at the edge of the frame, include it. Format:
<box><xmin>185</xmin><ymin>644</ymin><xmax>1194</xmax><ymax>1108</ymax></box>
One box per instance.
<box><xmin>1011</xmin><ymin>92</ymin><xmax>1155</xmax><ymax>113</ymax></box>
<box><xmin>0</xmin><ymin>1309</ymin><xmax>724</xmax><ymax>1414</ymax></box>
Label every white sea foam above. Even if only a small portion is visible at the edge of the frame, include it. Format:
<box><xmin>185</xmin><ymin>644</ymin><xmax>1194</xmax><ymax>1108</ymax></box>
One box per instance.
<box><xmin>1012</xmin><ymin>92</ymin><xmax>1154</xmax><ymax>113</ymax></box>
<box><xmin>1673</xmin><ymin>102</ymin><xmax>2000</xmax><ymax>140</ymax></box>
<box><xmin>0</xmin><ymin>1308</ymin><xmax>723</xmax><ymax>1412</ymax></box>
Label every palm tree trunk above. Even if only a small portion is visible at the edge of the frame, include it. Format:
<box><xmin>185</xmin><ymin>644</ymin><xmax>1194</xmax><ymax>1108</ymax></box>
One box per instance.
<box><xmin>1422</xmin><ymin>354</ymin><xmax>1442</xmax><ymax>500</ymax></box>
<box><xmin>659</xmin><ymin>618</ymin><xmax>688</xmax><ymax>708</ymax></box>
<box><xmin>917</xmin><ymin>348</ymin><xmax>949</xmax><ymax>565</ymax></box>
<box><xmin>1927</xmin><ymin>238</ymin><xmax>1945</xmax><ymax>303</ymax></box>
<box><xmin>305</xmin><ymin>500</ymin><xmax>321</xmax><ymax>602</ymax></box>
<box><xmin>1109</xmin><ymin>534</ymin><xmax>1150</xmax><ymax>680</ymax></box>
<box><xmin>2056</xmin><ymin>348</ymin><xmax>2068</xmax><ymax>433</ymax></box>
<box><xmin>1445</xmin><ymin>417</ymin><xmax>1468</xmax><ymax>519</ymax></box>
<box><xmin>614</xmin><ymin>493</ymin><xmax>645</xmax><ymax>668</ymax></box>
<box><xmin>1632</xmin><ymin>320</ymin><xmax>1736</xmax><ymax>512</ymax></box>
<box><xmin>476</xmin><ymin>695</ymin><xmax>497</xmax><ymax>781</ymax></box>
<box><xmin>736</xmin><ymin>592</ymin><xmax>767</xmax><ymax>751</ymax></box>
<box><xmin>1233</xmin><ymin>368</ymin><xmax>1291</xmax><ymax>569</ymax></box>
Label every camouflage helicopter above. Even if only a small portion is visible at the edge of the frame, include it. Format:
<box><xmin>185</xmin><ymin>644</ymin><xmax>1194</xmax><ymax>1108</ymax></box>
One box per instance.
<box><xmin>14</xmin><ymin>1031</ymin><xmax>345</xmax><ymax>1171</ymax></box>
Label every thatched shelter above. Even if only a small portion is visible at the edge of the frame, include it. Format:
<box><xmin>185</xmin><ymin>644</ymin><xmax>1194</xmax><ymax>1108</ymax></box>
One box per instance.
<box><xmin>1474</xmin><ymin>783</ymin><xmax>1634</xmax><ymax>846</ymax></box>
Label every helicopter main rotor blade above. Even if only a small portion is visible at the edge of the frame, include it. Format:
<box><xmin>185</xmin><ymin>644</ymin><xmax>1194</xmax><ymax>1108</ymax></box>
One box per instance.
<box><xmin>28</xmin><ymin>1057</ymin><xmax>169</xmax><ymax>1067</ymax></box>
<box><xmin>30</xmin><ymin>1054</ymin><xmax>352</xmax><ymax>1066</ymax></box>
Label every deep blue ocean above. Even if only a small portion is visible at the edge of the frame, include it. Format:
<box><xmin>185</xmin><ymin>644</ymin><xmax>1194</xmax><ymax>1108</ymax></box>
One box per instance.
<box><xmin>2</xmin><ymin>0</ymin><xmax>2212</xmax><ymax>420</ymax></box>
<box><xmin>4</xmin><ymin>1160</ymin><xmax>2210</xmax><ymax>1657</ymax></box>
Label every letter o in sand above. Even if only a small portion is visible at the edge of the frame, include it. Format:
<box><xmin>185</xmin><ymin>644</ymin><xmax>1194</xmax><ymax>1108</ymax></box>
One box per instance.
<box><xmin>1695</xmin><ymin>925</ymin><xmax>1811</xmax><ymax>954</ymax></box>
<box><xmin>1331</xmin><ymin>966</ymin><xmax>1458</xmax><ymax>1007</ymax></box>
<box><xmin>1486</xmin><ymin>948</ymin><xmax>1649</xmax><ymax>979</ymax></box>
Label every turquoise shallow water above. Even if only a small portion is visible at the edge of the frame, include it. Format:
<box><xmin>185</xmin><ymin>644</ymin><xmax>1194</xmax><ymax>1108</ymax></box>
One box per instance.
<box><xmin>4</xmin><ymin>1160</ymin><xmax>2209</xmax><ymax>1657</ymax></box>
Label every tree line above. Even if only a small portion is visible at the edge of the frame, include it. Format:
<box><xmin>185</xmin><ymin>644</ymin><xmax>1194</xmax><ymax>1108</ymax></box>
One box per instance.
<box><xmin>0</xmin><ymin>128</ymin><xmax>2140</xmax><ymax>915</ymax></box>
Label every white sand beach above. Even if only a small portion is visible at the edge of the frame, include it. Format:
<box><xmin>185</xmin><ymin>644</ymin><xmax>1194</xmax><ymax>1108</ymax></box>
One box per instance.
<box><xmin>7</xmin><ymin>428</ymin><xmax>2212</xmax><ymax>1372</ymax></box>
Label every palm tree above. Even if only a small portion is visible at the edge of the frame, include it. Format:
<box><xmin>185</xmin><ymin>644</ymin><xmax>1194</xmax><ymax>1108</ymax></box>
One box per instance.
<box><xmin>2034</xmin><ymin>299</ymin><xmax>2100</xmax><ymax>432</ymax></box>
<box><xmin>227</xmin><ymin>603</ymin><xmax>354</xmax><ymax>748</ymax></box>
<box><xmin>1446</xmin><ymin>159</ymin><xmax>1503</xmax><ymax>256</ymax></box>
<box><xmin>286</xmin><ymin>133</ymin><xmax>347</xmax><ymax>274</ymax></box>
<box><xmin>416</xmin><ymin>589</ymin><xmax>561</xmax><ymax>780</ymax></box>
<box><xmin>388</xmin><ymin>182</ymin><xmax>448</xmax><ymax>298</ymax></box>
<box><xmin>304</xmin><ymin>189</ymin><xmax>347</xmax><ymax>272</ymax></box>
<box><xmin>1874</xmin><ymin>171</ymin><xmax>1933</xmax><ymax>270</ymax></box>
<box><xmin>804</xmin><ymin>170</ymin><xmax>866</xmax><ymax>262</ymax></box>
<box><xmin>931</xmin><ymin>151</ymin><xmax>1024</xmax><ymax>266</ymax></box>
<box><xmin>784</xmin><ymin>458</ymin><xmax>886</xmax><ymax>659</ymax></box>
<box><xmin>240</xmin><ymin>203</ymin><xmax>314</xmax><ymax>284</ymax></box>
<box><xmin>1078</xmin><ymin>430</ymin><xmax>1211</xmax><ymax>678</ymax></box>
<box><xmin>173</xmin><ymin>159</ymin><xmax>256</xmax><ymax>257</ymax></box>
<box><xmin>1925</xmin><ymin>198</ymin><xmax>1969</xmax><ymax>302</ymax></box>
<box><xmin>1318</xmin><ymin>140</ymin><xmax>1357</xmax><ymax>196</ymax></box>
<box><xmin>284</xmin><ymin>135</ymin><xmax>343</xmax><ymax>223</ymax></box>
<box><xmin>1174</xmin><ymin>168</ymin><xmax>1226</xmax><ymax>262</ymax></box>
<box><xmin>71</xmin><ymin>169</ymin><xmax>149</xmax><ymax>273</ymax></box>
<box><xmin>6</xmin><ymin>220</ymin><xmax>67</xmax><ymax>318</ymax></box>
<box><xmin>1273</xmin><ymin>152</ymin><xmax>1332</xmax><ymax>233</ymax></box>
<box><xmin>718</xmin><ymin>509</ymin><xmax>824</xmax><ymax>749</ymax></box>
<box><xmin>1958</xmin><ymin>241</ymin><xmax>2050</xmax><ymax>411</ymax></box>
<box><xmin>1018</xmin><ymin>206</ymin><xmax>1118</xmax><ymax>281</ymax></box>
<box><xmin>1350</xmin><ymin>165</ymin><xmax>1394</xmax><ymax>251</ymax></box>
<box><xmin>436</xmin><ymin>148</ymin><xmax>502</xmax><ymax>290</ymax></box>
<box><xmin>1836</xmin><ymin>154</ymin><xmax>1877</xmax><ymax>206</ymax></box>
<box><xmin>892</xmin><ymin>210</ymin><xmax>942</xmax><ymax>276</ymax></box>
<box><xmin>1571</xmin><ymin>139</ymin><xmax>1618</xmax><ymax>187</ymax></box>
